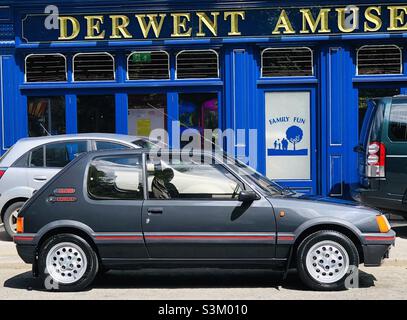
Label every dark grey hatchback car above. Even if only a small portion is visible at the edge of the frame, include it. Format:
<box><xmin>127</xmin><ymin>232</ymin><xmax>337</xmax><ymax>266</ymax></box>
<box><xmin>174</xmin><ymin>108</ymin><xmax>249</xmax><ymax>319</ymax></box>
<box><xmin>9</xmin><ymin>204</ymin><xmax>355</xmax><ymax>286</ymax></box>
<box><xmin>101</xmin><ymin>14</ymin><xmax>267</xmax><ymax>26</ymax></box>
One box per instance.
<box><xmin>14</xmin><ymin>150</ymin><xmax>395</xmax><ymax>292</ymax></box>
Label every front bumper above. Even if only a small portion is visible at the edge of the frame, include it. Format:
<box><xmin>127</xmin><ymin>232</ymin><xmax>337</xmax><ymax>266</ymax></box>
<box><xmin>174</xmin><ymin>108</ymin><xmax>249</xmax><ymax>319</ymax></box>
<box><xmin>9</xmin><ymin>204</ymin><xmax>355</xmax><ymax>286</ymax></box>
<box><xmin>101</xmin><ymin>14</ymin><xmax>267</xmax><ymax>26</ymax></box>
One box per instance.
<box><xmin>362</xmin><ymin>231</ymin><xmax>396</xmax><ymax>267</ymax></box>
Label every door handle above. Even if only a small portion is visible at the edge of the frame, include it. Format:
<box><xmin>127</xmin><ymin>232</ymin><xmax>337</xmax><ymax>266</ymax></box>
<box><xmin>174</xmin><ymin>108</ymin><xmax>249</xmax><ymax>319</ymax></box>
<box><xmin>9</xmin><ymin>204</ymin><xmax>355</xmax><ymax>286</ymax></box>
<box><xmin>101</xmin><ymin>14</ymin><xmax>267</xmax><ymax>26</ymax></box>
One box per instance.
<box><xmin>33</xmin><ymin>176</ymin><xmax>48</xmax><ymax>182</ymax></box>
<box><xmin>147</xmin><ymin>207</ymin><xmax>164</xmax><ymax>215</ymax></box>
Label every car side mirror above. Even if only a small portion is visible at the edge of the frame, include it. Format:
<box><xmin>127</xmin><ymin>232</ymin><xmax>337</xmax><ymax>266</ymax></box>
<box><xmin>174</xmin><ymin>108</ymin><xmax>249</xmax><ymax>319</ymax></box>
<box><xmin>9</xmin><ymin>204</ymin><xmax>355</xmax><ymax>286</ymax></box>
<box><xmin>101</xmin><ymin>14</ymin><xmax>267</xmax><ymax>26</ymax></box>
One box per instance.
<box><xmin>238</xmin><ymin>190</ymin><xmax>258</xmax><ymax>202</ymax></box>
<box><xmin>353</xmin><ymin>145</ymin><xmax>365</xmax><ymax>153</ymax></box>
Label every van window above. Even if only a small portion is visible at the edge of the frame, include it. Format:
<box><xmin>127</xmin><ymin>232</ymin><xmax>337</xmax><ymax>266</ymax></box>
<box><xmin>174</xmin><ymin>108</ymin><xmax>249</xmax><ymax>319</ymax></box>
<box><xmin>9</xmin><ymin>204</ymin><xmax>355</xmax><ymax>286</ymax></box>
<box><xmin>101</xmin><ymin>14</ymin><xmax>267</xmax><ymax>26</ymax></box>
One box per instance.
<box><xmin>389</xmin><ymin>104</ymin><xmax>407</xmax><ymax>142</ymax></box>
<box><xmin>88</xmin><ymin>155</ymin><xmax>143</xmax><ymax>200</ymax></box>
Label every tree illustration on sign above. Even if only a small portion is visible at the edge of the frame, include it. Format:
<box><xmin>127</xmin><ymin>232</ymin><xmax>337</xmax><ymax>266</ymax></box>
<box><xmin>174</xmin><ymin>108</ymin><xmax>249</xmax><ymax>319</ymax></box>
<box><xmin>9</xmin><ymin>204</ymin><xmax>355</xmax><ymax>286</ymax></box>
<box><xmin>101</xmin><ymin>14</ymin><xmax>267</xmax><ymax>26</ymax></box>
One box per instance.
<box><xmin>286</xmin><ymin>126</ymin><xmax>303</xmax><ymax>151</ymax></box>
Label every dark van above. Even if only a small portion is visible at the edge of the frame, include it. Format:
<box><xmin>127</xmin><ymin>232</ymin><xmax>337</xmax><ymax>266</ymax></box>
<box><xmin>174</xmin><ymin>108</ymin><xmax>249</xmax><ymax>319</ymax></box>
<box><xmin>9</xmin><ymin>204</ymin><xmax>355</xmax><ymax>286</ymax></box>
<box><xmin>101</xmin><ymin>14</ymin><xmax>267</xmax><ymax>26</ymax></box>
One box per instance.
<box><xmin>354</xmin><ymin>96</ymin><xmax>407</xmax><ymax>217</ymax></box>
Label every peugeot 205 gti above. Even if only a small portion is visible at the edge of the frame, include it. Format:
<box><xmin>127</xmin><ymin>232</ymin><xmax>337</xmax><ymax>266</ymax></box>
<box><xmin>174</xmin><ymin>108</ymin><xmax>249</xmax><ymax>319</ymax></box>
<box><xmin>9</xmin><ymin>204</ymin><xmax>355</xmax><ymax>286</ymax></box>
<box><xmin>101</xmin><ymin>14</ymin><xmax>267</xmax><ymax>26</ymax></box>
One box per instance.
<box><xmin>14</xmin><ymin>150</ymin><xmax>395</xmax><ymax>291</ymax></box>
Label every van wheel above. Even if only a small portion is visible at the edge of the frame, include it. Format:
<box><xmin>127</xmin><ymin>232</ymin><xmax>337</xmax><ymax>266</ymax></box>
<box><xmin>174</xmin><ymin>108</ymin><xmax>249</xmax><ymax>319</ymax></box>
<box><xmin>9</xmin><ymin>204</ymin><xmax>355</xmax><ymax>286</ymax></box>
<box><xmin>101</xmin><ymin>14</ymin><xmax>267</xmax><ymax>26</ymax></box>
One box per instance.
<box><xmin>38</xmin><ymin>234</ymin><xmax>99</xmax><ymax>292</ymax></box>
<box><xmin>3</xmin><ymin>201</ymin><xmax>25</xmax><ymax>240</ymax></box>
<box><xmin>296</xmin><ymin>230</ymin><xmax>359</xmax><ymax>291</ymax></box>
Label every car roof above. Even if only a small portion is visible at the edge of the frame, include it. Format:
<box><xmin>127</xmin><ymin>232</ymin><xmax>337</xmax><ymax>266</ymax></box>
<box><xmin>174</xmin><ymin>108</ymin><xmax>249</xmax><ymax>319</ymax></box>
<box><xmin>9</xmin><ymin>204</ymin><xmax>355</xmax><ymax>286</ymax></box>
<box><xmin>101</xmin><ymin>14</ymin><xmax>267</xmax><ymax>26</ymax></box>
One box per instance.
<box><xmin>0</xmin><ymin>133</ymin><xmax>149</xmax><ymax>166</ymax></box>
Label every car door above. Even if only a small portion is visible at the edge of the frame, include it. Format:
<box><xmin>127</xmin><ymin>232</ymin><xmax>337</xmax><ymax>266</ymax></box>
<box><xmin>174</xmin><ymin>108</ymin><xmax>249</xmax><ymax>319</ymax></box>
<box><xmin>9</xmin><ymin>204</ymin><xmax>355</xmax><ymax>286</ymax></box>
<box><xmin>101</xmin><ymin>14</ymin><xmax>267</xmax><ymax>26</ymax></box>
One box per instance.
<box><xmin>384</xmin><ymin>101</ymin><xmax>407</xmax><ymax>210</ymax></box>
<box><xmin>141</xmin><ymin>153</ymin><xmax>277</xmax><ymax>260</ymax></box>
<box><xmin>27</xmin><ymin>140</ymin><xmax>90</xmax><ymax>191</ymax></box>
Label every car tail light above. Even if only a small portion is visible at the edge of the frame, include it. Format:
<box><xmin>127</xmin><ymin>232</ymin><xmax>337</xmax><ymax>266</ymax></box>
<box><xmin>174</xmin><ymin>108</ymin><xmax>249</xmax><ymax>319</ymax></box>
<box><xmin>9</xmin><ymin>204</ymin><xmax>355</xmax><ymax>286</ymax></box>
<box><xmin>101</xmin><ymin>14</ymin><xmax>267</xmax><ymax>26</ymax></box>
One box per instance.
<box><xmin>0</xmin><ymin>168</ymin><xmax>7</xmax><ymax>179</ymax></box>
<box><xmin>16</xmin><ymin>217</ymin><xmax>24</xmax><ymax>234</ymax></box>
<box><xmin>366</xmin><ymin>142</ymin><xmax>386</xmax><ymax>178</ymax></box>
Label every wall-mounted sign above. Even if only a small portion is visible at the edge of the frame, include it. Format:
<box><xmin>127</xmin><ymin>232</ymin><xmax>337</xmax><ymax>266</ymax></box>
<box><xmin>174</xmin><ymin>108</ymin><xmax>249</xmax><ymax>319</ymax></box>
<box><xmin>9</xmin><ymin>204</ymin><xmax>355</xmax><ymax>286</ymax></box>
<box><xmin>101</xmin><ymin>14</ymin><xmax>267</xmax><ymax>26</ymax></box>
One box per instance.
<box><xmin>265</xmin><ymin>92</ymin><xmax>311</xmax><ymax>181</ymax></box>
<box><xmin>21</xmin><ymin>4</ymin><xmax>407</xmax><ymax>43</ymax></box>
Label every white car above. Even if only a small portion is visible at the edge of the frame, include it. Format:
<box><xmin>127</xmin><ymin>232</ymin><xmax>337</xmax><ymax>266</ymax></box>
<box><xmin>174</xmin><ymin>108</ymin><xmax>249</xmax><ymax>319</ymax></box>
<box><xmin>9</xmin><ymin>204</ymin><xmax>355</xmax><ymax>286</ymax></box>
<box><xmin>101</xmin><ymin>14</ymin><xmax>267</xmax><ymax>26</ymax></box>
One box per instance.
<box><xmin>0</xmin><ymin>133</ymin><xmax>163</xmax><ymax>238</ymax></box>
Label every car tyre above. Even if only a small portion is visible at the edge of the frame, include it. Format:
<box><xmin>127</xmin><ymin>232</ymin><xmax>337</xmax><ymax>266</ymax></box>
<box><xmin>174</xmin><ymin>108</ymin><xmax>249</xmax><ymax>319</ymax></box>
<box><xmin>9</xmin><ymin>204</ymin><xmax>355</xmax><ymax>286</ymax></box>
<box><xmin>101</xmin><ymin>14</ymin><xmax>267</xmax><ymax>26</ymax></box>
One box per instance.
<box><xmin>296</xmin><ymin>230</ymin><xmax>359</xmax><ymax>291</ymax></box>
<box><xmin>38</xmin><ymin>233</ymin><xmax>99</xmax><ymax>292</ymax></box>
<box><xmin>3</xmin><ymin>201</ymin><xmax>25</xmax><ymax>240</ymax></box>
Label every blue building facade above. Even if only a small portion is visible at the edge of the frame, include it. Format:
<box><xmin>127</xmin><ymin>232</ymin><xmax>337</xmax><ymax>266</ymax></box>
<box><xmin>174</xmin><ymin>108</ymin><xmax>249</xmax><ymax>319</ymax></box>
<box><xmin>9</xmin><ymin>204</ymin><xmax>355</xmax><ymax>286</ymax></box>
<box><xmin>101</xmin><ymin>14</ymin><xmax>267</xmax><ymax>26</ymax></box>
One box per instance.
<box><xmin>1</xmin><ymin>0</ymin><xmax>407</xmax><ymax>197</ymax></box>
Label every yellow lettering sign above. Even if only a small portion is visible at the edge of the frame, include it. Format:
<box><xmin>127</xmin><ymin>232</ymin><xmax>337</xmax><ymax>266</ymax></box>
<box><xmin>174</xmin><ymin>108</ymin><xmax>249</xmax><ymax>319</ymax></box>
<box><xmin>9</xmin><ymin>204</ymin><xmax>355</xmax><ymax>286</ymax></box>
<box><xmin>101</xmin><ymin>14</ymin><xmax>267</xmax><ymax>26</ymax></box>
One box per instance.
<box><xmin>136</xmin><ymin>14</ymin><xmax>166</xmax><ymax>38</ymax></box>
<box><xmin>110</xmin><ymin>15</ymin><xmax>132</xmax><ymax>39</ymax></box>
<box><xmin>224</xmin><ymin>11</ymin><xmax>245</xmax><ymax>36</ymax></box>
<box><xmin>171</xmin><ymin>13</ymin><xmax>192</xmax><ymax>37</ymax></box>
<box><xmin>272</xmin><ymin>10</ymin><xmax>295</xmax><ymax>34</ymax></box>
<box><xmin>336</xmin><ymin>7</ymin><xmax>359</xmax><ymax>33</ymax></box>
<box><xmin>388</xmin><ymin>6</ymin><xmax>407</xmax><ymax>31</ymax></box>
<box><xmin>196</xmin><ymin>12</ymin><xmax>219</xmax><ymax>37</ymax></box>
<box><xmin>300</xmin><ymin>8</ymin><xmax>331</xmax><ymax>33</ymax></box>
<box><xmin>85</xmin><ymin>15</ymin><xmax>105</xmax><ymax>39</ymax></box>
<box><xmin>58</xmin><ymin>16</ymin><xmax>80</xmax><ymax>40</ymax></box>
<box><xmin>364</xmin><ymin>6</ymin><xmax>382</xmax><ymax>32</ymax></box>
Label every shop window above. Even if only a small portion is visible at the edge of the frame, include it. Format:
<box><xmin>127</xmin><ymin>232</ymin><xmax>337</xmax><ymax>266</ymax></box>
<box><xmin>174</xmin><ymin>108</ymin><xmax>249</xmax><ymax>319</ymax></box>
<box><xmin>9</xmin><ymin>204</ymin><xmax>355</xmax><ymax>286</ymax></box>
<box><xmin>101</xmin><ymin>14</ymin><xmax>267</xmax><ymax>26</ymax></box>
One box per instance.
<box><xmin>73</xmin><ymin>53</ymin><xmax>115</xmax><ymax>81</ymax></box>
<box><xmin>127</xmin><ymin>51</ymin><xmax>169</xmax><ymax>80</ymax></box>
<box><xmin>261</xmin><ymin>47</ymin><xmax>313</xmax><ymax>77</ymax></box>
<box><xmin>179</xmin><ymin>93</ymin><xmax>219</xmax><ymax>149</ymax></box>
<box><xmin>27</xmin><ymin>96</ymin><xmax>66</xmax><ymax>137</ymax></box>
<box><xmin>77</xmin><ymin>95</ymin><xmax>115</xmax><ymax>133</ymax></box>
<box><xmin>357</xmin><ymin>45</ymin><xmax>402</xmax><ymax>75</ymax></box>
<box><xmin>358</xmin><ymin>88</ymin><xmax>400</xmax><ymax>134</ymax></box>
<box><xmin>128</xmin><ymin>94</ymin><xmax>167</xmax><ymax>140</ymax></box>
<box><xmin>25</xmin><ymin>54</ymin><xmax>67</xmax><ymax>82</ymax></box>
<box><xmin>176</xmin><ymin>50</ymin><xmax>219</xmax><ymax>79</ymax></box>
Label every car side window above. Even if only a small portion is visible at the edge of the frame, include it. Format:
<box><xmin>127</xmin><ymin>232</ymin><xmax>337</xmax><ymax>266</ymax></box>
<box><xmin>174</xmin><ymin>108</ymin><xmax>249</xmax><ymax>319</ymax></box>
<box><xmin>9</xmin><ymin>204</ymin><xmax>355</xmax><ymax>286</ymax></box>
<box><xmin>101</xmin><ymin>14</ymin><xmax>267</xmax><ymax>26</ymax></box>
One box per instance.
<box><xmin>389</xmin><ymin>103</ymin><xmax>407</xmax><ymax>142</ymax></box>
<box><xmin>88</xmin><ymin>155</ymin><xmax>144</xmax><ymax>200</ymax></box>
<box><xmin>146</xmin><ymin>156</ymin><xmax>245</xmax><ymax>200</ymax></box>
<box><xmin>95</xmin><ymin>141</ymin><xmax>131</xmax><ymax>151</ymax></box>
<box><xmin>45</xmin><ymin>141</ymin><xmax>88</xmax><ymax>168</ymax></box>
<box><xmin>29</xmin><ymin>146</ymin><xmax>44</xmax><ymax>167</ymax></box>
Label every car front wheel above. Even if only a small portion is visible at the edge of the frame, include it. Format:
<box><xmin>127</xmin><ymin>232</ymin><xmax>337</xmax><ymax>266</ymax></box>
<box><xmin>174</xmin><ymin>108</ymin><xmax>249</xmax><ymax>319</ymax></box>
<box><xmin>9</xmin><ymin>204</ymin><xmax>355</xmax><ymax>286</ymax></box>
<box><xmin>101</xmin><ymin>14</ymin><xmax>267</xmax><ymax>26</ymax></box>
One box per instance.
<box><xmin>38</xmin><ymin>234</ymin><xmax>99</xmax><ymax>292</ymax></box>
<box><xmin>296</xmin><ymin>230</ymin><xmax>359</xmax><ymax>291</ymax></box>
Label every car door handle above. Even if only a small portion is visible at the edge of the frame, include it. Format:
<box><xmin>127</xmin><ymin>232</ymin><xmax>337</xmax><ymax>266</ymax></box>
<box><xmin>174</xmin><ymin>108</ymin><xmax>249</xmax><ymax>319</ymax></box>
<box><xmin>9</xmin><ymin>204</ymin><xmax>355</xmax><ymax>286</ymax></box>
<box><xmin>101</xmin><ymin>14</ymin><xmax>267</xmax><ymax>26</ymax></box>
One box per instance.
<box><xmin>147</xmin><ymin>208</ymin><xmax>164</xmax><ymax>215</ymax></box>
<box><xmin>33</xmin><ymin>176</ymin><xmax>48</xmax><ymax>182</ymax></box>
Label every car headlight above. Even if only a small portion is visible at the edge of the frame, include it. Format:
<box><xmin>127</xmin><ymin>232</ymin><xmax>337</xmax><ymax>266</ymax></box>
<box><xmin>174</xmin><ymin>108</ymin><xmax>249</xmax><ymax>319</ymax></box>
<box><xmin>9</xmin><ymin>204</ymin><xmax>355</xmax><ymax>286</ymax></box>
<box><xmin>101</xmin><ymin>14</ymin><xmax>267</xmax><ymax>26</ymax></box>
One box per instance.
<box><xmin>376</xmin><ymin>215</ymin><xmax>391</xmax><ymax>233</ymax></box>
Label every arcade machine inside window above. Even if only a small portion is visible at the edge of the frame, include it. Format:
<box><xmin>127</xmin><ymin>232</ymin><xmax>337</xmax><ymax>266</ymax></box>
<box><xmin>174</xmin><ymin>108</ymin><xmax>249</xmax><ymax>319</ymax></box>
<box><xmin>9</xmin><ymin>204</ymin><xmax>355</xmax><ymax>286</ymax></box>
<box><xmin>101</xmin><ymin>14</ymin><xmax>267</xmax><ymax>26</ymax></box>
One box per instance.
<box><xmin>27</xmin><ymin>96</ymin><xmax>66</xmax><ymax>137</ymax></box>
<box><xmin>178</xmin><ymin>93</ymin><xmax>219</xmax><ymax>149</ymax></box>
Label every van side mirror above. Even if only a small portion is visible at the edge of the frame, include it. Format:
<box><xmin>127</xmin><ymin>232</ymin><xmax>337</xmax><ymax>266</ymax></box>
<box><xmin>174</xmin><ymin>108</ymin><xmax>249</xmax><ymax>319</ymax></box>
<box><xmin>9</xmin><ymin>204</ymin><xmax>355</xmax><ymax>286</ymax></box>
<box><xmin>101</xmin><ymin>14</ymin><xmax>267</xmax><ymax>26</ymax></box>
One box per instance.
<box><xmin>238</xmin><ymin>190</ymin><xmax>258</xmax><ymax>202</ymax></box>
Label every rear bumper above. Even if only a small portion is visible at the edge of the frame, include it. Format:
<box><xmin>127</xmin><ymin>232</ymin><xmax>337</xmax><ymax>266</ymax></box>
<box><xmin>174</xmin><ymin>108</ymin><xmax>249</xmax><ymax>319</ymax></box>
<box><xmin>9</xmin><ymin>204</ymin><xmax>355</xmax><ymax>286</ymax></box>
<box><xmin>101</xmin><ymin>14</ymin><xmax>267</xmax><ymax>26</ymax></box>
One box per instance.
<box><xmin>362</xmin><ymin>231</ymin><xmax>396</xmax><ymax>267</ymax></box>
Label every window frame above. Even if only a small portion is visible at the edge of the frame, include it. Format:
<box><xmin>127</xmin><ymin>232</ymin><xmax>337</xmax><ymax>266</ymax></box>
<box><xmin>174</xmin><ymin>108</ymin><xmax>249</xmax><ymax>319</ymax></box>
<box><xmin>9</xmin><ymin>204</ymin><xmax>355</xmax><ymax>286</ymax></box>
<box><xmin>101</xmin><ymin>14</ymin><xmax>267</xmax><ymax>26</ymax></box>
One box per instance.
<box><xmin>260</xmin><ymin>47</ymin><xmax>314</xmax><ymax>78</ymax></box>
<box><xmin>356</xmin><ymin>44</ymin><xmax>403</xmax><ymax>76</ymax></box>
<box><xmin>73</xmin><ymin>52</ymin><xmax>116</xmax><ymax>82</ymax></box>
<box><xmin>86</xmin><ymin>154</ymin><xmax>145</xmax><ymax>201</ymax></box>
<box><xmin>24</xmin><ymin>53</ymin><xmax>67</xmax><ymax>83</ymax></box>
<box><xmin>175</xmin><ymin>49</ymin><xmax>220</xmax><ymax>80</ymax></box>
<box><xmin>126</xmin><ymin>50</ymin><xmax>170</xmax><ymax>81</ymax></box>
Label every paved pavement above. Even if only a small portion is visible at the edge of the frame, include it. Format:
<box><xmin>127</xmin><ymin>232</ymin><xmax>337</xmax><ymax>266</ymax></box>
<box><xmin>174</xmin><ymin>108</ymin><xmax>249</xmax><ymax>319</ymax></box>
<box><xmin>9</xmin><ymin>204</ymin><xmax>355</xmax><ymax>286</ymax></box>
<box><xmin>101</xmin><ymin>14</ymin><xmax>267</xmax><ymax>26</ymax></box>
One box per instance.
<box><xmin>0</xmin><ymin>222</ymin><xmax>407</xmax><ymax>300</ymax></box>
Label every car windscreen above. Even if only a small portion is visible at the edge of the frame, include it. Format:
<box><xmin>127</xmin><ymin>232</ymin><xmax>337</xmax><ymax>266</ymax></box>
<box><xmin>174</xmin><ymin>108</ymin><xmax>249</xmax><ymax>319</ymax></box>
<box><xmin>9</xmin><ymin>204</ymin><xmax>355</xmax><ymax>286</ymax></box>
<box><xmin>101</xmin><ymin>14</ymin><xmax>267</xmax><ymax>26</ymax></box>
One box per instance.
<box><xmin>226</xmin><ymin>157</ymin><xmax>288</xmax><ymax>196</ymax></box>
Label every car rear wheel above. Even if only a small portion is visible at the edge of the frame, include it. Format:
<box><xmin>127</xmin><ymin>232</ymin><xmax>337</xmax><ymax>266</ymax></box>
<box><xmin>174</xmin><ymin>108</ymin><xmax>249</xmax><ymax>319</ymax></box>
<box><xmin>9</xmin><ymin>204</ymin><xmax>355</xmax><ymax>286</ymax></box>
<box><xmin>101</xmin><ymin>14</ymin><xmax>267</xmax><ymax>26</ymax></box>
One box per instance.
<box><xmin>296</xmin><ymin>230</ymin><xmax>359</xmax><ymax>291</ymax></box>
<box><xmin>3</xmin><ymin>201</ymin><xmax>25</xmax><ymax>240</ymax></box>
<box><xmin>38</xmin><ymin>234</ymin><xmax>99</xmax><ymax>292</ymax></box>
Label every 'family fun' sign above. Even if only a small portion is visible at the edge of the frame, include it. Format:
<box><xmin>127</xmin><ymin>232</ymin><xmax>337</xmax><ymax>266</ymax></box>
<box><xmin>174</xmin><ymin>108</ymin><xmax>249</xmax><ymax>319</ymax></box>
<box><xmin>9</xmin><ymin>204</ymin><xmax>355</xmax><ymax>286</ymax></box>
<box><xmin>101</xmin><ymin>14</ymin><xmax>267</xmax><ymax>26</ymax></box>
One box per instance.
<box><xmin>22</xmin><ymin>4</ymin><xmax>407</xmax><ymax>43</ymax></box>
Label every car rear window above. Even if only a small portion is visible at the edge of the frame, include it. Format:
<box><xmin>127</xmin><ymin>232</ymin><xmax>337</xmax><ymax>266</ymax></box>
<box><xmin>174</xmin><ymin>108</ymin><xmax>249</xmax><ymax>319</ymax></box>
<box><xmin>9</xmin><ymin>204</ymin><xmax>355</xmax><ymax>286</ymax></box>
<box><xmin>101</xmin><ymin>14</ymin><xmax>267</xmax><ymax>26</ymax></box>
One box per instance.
<box><xmin>0</xmin><ymin>145</ymin><xmax>14</xmax><ymax>163</ymax></box>
<box><xmin>389</xmin><ymin>103</ymin><xmax>407</xmax><ymax>141</ymax></box>
<box><xmin>88</xmin><ymin>155</ymin><xmax>144</xmax><ymax>200</ymax></box>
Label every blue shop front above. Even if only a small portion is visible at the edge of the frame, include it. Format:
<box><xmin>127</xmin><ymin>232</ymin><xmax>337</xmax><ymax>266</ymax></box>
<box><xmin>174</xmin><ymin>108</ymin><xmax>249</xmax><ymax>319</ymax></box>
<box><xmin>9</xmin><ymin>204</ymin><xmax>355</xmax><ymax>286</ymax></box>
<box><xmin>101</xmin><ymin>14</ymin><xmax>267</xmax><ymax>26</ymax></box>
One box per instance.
<box><xmin>1</xmin><ymin>0</ymin><xmax>407</xmax><ymax>198</ymax></box>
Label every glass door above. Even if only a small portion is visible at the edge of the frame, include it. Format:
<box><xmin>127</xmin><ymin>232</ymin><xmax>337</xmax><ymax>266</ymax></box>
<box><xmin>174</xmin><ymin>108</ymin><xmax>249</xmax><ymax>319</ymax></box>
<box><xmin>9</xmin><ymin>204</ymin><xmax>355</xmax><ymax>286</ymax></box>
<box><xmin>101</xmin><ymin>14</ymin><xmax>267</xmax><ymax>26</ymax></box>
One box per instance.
<box><xmin>264</xmin><ymin>90</ymin><xmax>317</xmax><ymax>194</ymax></box>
